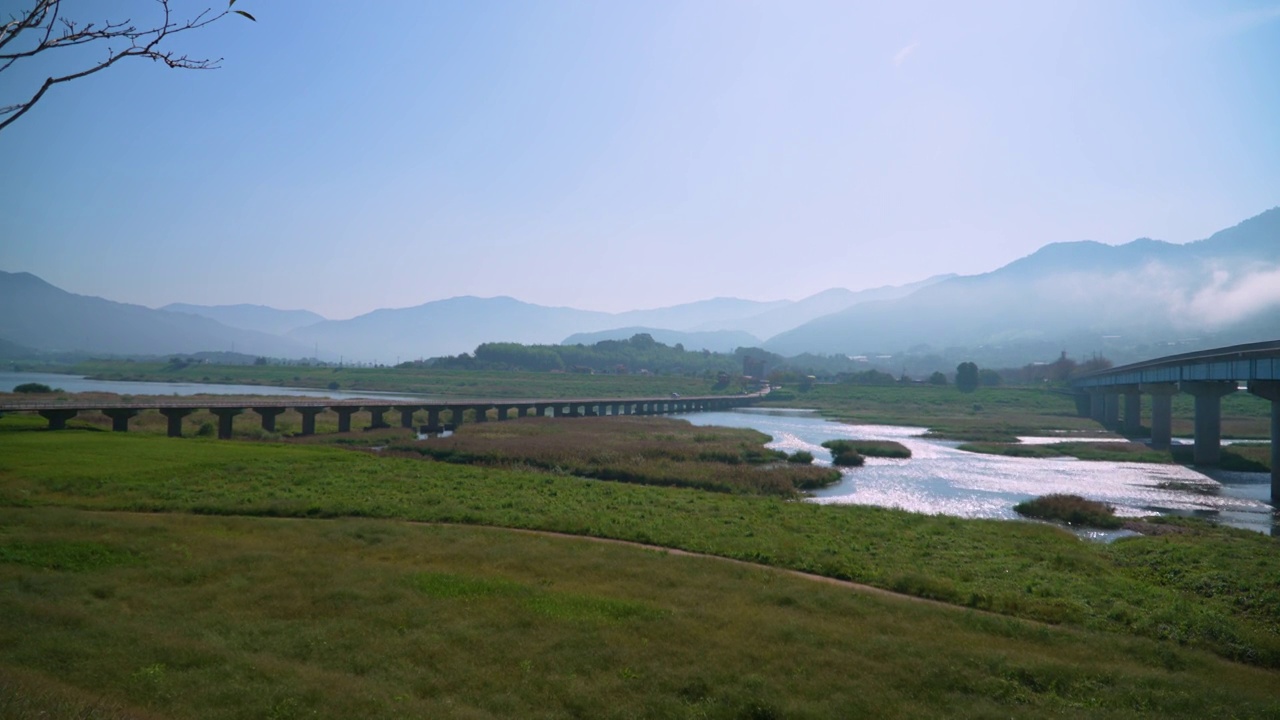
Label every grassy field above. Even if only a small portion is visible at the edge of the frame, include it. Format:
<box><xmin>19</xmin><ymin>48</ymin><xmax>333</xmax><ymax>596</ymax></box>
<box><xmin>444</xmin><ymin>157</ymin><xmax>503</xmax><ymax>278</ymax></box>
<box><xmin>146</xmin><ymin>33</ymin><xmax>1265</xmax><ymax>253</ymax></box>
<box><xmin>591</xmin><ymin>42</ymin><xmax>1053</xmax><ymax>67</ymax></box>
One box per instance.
<box><xmin>766</xmin><ymin>384</ymin><xmax>1274</xmax><ymax>441</ymax></box>
<box><xmin>4</xmin><ymin>381</ymin><xmax>1279</xmax><ymax>717</ymax></box>
<box><xmin>957</xmin><ymin>440</ymin><xmax>1272</xmax><ymax>472</ymax></box>
<box><xmin>5</xmin><ymin>508</ymin><xmax>1279</xmax><ymax>719</ymax></box>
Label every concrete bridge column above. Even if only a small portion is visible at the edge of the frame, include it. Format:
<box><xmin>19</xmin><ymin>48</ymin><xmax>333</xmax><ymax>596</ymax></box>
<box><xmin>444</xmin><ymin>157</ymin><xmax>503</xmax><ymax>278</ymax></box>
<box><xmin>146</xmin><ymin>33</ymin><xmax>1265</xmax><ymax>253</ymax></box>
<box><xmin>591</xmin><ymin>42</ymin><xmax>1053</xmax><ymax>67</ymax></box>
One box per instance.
<box><xmin>425</xmin><ymin>408</ymin><xmax>441</xmax><ymax>427</ymax></box>
<box><xmin>159</xmin><ymin>408</ymin><xmax>194</xmax><ymax>437</ymax></box>
<box><xmin>446</xmin><ymin>407</ymin><xmax>465</xmax><ymax>428</ymax></box>
<box><xmin>397</xmin><ymin>406</ymin><xmax>420</xmax><ymax>428</ymax></box>
<box><xmin>253</xmin><ymin>407</ymin><xmax>286</xmax><ymax>433</ymax></box>
<box><xmin>297</xmin><ymin>407</ymin><xmax>325</xmax><ymax>436</ymax></box>
<box><xmin>1141</xmin><ymin>383</ymin><xmax>1179</xmax><ymax>450</ymax></box>
<box><xmin>1247</xmin><ymin>381</ymin><xmax>1280</xmax><ymax>504</ymax></box>
<box><xmin>1102</xmin><ymin>392</ymin><xmax>1121</xmax><ymax>430</ymax></box>
<box><xmin>474</xmin><ymin>406</ymin><xmax>489</xmax><ymax>422</ymax></box>
<box><xmin>1185</xmin><ymin>382</ymin><xmax>1237</xmax><ymax>466</ymax></box>
<box><xmin>1089</xmin><ymin>391</ymin><xmax>1106</xmax><ymax>424</ymax></box>
<box><xmin>211</xmin><ymin>408</ymin><xmax>243</xmax><ymax>440</ymax></box>
<box><xmin>366</xmin><ymin>406</ymin><xmax>391</xmax><ymax>429</ymax></box>
<box><xmin>335</xmin><ymin>407</ymin><xmax>359</xmax><ymax>433</ymax></box>
<box><xmin>1072</xmin><ymin>392</ymin><xmax>1092</xmax><ymax>418</ymax></box>
<box><xmin>1123</xmin><ymin>390</ymin><xmax>1142</xmax><ymax>434</ymax></box>
<box><xmin>517</xmin><ymin>405</ymin><xmax>530</xmax><ymax>418</ymax></box>
<box><xmin>38</xmin><ymin>409</ymin><xmax>78</xmax><ymax>430</ymax></box>
<box><xmin>102</xmin><ymin>409</ymin><xmax>138</xmax><ymax>432</ymax></box>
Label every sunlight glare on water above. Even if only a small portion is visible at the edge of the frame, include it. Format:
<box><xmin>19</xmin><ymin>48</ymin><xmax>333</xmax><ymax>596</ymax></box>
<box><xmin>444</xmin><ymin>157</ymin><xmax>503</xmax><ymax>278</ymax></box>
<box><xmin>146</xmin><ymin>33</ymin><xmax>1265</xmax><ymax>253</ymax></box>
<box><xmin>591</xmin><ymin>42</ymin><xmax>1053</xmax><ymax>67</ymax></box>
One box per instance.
<box><xmin>684</xmin><ymin>408</ymin><xmax>1276</xmax><ymax>535</ymax></box>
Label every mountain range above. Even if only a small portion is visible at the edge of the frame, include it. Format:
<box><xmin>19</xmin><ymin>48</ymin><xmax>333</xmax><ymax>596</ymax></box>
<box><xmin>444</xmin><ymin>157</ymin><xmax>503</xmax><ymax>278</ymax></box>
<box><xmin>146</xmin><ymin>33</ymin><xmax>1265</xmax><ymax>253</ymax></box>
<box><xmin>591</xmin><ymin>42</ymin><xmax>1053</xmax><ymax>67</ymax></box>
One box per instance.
<box><xmin>2</xmin><ymin>208</ymin><xmax>1278</xmax><ymax>368</ymax></box>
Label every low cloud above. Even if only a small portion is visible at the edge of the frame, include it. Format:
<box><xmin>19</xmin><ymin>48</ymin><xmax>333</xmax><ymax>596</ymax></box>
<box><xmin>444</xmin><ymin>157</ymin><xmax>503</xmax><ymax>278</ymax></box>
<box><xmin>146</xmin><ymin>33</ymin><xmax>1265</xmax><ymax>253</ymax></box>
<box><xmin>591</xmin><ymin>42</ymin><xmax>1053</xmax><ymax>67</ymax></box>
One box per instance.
<box><xmin>1177</xmin><ymin>265</ymin><xmax>1280</xmax><ymax>328</ymax></box>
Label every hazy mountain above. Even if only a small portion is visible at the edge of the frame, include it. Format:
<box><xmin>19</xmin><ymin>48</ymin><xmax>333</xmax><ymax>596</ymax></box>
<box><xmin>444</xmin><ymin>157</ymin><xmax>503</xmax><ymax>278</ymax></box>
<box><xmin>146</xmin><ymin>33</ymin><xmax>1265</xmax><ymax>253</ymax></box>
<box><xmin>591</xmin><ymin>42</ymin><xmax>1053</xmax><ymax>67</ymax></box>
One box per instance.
<box><xmin>288</xmin><ymin>296</ymin><xmax>619</xmax><ymax>362</ymax></box>
<box><xmin>610</xmin><ymin>297</ymin><xmax>790</xmax><ymax>332</ymax></box>
<box><xmin>765</xmin><ymin>208</ymin><xmax>1280</xmax><ymax>360</ymax></box>
<box><xmin>696</xmin><ymin>276</ymin><xmax>956</xmax><ymax>339</ymax></box>
<box><xmin>0</xmin><ymin>336</ymin><xmax>39</xmax><ymax>359</ymax></box>
<box><xmin>288</xmin><ymin>296</ymin><xmax>792</xmax><ymax>362</ymax></box>
<box><xmin>561</xmin><ymin>327</ymin><xmax>762</xmax><ymax>354</ymax></box>
<box><xmin>162</xmin><ymin>303</ymin><xmax>326</xmax><ymax>335</ymax></box>
<box><xmin>0</xmin><ymin>271</ymin><xmax>314</xmax><ymax>358</ymax></box>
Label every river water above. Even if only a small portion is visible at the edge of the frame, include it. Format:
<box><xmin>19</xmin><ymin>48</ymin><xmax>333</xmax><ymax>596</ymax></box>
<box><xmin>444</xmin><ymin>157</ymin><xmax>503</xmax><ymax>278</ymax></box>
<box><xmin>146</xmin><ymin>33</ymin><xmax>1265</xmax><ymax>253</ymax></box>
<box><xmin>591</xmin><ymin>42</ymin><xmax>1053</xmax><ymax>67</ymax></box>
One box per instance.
<box><xmin>5</xmin><ymin>372</ymin><xmax>1274</xmax><ymax>535</ymax></box>
<box><xmin>0</xmin><ymin>371</ymin><xmax>430</xmax><ymax>402</ymax></box>
<box><xmin>685</xmin><ymin>408</ymin><xmax>1277</xmax><ymax>536</ymax></box>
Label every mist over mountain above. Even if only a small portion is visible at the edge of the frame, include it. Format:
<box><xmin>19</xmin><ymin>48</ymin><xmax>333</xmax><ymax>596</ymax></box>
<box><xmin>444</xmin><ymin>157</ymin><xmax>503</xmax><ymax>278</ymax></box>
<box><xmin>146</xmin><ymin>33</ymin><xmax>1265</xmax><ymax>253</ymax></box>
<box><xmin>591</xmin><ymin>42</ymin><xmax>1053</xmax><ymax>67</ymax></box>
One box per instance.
<box><xmin>561</xmin><ymin>327</ymin><xmax>762</xmax><ymax>354</ymax></box>
<box><xmin>162</xmin><ymin>303</ymin><xmax>326</xmax><ymax>336</ymax></box>
<box><xmin>0</xmin><ymin>271</ymin><xmax>314</xmax><ymax>358</ymax></box>
<box><xmin>765</xmin><ymin>208</ymin><xmax>1280</xmax><ymax>359</ymax></box>
<box><xmin>693</xmin><ymin>276</ymin><xmax>956</xmax><ymax>339</ymax></box>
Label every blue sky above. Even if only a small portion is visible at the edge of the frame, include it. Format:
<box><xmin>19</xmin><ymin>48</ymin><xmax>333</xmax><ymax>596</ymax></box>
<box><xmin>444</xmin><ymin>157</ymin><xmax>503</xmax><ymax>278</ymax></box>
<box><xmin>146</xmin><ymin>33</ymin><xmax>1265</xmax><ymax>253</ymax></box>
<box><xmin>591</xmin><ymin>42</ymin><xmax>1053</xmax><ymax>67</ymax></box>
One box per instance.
<box><xmin>2</xmin><ymin>0</ymin><xmax>1277</xmax><ymax>318</ymax></box>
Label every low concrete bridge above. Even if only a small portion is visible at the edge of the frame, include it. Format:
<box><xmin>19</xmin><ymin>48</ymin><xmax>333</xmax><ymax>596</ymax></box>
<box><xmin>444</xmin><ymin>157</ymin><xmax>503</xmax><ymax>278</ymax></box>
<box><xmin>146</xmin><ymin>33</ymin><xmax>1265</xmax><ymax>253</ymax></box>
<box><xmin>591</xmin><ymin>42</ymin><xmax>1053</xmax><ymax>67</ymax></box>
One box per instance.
<box><xmin>1072</xmin><ymin>339</ymin><xmax>1280</xmax><ymax>502</ymax></box>
<box><xmin>0</xmin><ymin>393</ymin><xmax>762</xmax><ymax>440</ymax></box>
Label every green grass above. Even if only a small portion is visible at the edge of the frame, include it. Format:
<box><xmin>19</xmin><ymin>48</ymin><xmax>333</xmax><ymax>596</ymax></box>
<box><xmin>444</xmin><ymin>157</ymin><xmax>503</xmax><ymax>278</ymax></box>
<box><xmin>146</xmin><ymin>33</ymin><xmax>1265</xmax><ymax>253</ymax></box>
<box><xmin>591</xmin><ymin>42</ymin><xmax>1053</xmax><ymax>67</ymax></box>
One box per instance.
<box><xmin>823</xmin><ymin>438</ymin><xmax>912</xmax><ymax>459</ymax></box>
<box><xmin>2</xmin><ymin>420</ymin><xmax>1279</xmax><ymax>673</ymax></box>
<box><xmin>1013</xmin><ymin>494</ymin><xmax>1125</xmax><ymax>530</ymax></box>
<box><xmin>2</xmin><ymin>508</ymin><xmax>1279</xmax><ymax>719</ymax></box>
<box><xmin>960</xmin><ymin>440</ymin><xmax>1273</xmax><ymax>472</ymax></box>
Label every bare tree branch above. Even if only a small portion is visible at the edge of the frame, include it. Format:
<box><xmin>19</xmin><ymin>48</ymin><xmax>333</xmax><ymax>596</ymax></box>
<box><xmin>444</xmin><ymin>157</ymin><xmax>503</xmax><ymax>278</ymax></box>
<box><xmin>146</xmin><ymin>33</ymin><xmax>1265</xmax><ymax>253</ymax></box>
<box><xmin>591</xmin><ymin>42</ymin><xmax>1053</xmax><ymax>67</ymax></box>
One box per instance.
<box><xmin>0</xmin><ymin>0</ymin><xmax>253</xmax><ymax>133</ymax></box>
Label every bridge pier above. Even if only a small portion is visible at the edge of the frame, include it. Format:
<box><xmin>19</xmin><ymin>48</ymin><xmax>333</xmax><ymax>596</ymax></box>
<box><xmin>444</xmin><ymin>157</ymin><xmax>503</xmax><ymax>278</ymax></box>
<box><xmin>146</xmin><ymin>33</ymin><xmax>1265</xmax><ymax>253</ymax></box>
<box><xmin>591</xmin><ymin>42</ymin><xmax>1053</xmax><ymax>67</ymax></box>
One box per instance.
<box><xmin>335</xmin><ymin>407</ymin><xmax>359</xmax><ymax>433</ymax></box>
<box><xmin>474</xmin><ymin>406</ymin><xmax>489</xmax><ymax>422</ymax></box>
<box><xmin>397</xmin><ymin>406</ymin><xmax>420</xmax><ymax>429</ymax></box>
<box><xmin>496</xmin><ymin>406</ymin><xmax>511</xmax><ymax>421</ymax></box>
<box><xmin>38</xmin><ymin>409</ymin><xmax>78</xmax><ymax>430</ymax></box>
<box><xmin>159</xmin><ymin>408</ymin><xmax>194</xmax><ymax>437</ymax></box>
<box><xmin>296</xmin><ymin>407</ymin><xmax>325</xmax><ymax>436</ymax></box>
<box><xmin>449</xmin><ymin>407</ymin><xmax>467</xmax><ymax>427</ymax></box>
<box><xmin>1088</xmin><ymin>390</ymin><xmax>1106</xmax><ymax>424</ymax></box>
<box><xmin>253</xmin><ymin>407</ymin><xmax>285</xmax><ymax>433</ymax></box>
<box><xmin>211</xmin><ymin>408</ymin><xmax>243</xmax><ymax>439</ymax></box>
<box><xmin>1123</xmin><ymin>389</ymin><xmax>1142</xmax><ymax>434</ymax></box>
<box><xmin>1102</xmin><ymin>392</ymin><xmax>1120</xmax><ymax>430</ymax></box>
<box><xmin>1247</xmin><ymin>381</ymin><xmax>1280</xmax><ymax>504</ymax></box>
<box><xmin>517</xmin><ymin>405</ymin><xmax>530</xmax><ymax>418</ymax></box>
<box><xmin>102</xmin><ymin>409</ymin><xmax>138</xmax><ymax>432</ymax></box>
<box><xmin>1186</xmin><ymin>382</ymin><xmax>1237</xmax><ymax>466</ymax></box>
<box><xmin>366</xmin><ymin>406</ymin><xmax>391</xmax><ymax>430</ymax></box>
<box><xmin>1140</xmin><ymin>383</ymin><xmax>1178</xmax><ymax>450</ymax></box>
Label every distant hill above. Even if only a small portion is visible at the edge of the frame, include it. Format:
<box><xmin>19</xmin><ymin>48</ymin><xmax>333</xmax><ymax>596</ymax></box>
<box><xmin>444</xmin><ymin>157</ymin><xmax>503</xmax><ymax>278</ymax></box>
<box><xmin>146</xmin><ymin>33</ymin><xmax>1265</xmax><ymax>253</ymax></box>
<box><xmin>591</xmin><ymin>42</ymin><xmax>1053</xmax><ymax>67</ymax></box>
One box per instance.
<box><xmin>288</xmin><ymin>295</ymin><xmax>799</xmax><ymax>362</ymax></box>
<box><xmin>696</xmin><ymin>276</ymin><xmax>956</xmax><ymax>339</ymax></box>
<box><xmin>765</xmin><ymin>208</ymin><xmax>1280</xmax><ymax>359</ymax></box>
<box><xmin>162</xmin><ymin>303</ymin><xmax>326</xmax><ymax>335</ymax></box>
<box><xmin>0</xmin><ymin>271</ymin><xmax>315</xmax><ymax>358</ymax></box>
<box><xmin>610</xmin><ymin>297</ymin><xmax>790</xmax><ymax>332</ymax></box>
<box><xmin>288</xmin><ymin>296</ymin><xmax>619</xmax><ymax>362</ymax></box>
<box><xmin>561</xmin><ymin>327</ymin><xmax>762</xmax><ymax>353</ymax></box>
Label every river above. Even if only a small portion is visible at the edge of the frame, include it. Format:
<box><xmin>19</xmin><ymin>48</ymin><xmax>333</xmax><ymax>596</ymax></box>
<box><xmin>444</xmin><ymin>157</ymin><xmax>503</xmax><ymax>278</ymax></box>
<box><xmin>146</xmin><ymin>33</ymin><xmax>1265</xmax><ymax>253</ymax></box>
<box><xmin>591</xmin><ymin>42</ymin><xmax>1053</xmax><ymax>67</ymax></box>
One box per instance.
<box><xmin>0</xmin><ymin>371</ymin><xmax>430</xmax><ymax>402</ymax></box>
<box><xmin>5</xmin><ymin>372</ymin><xmax>1274</xmax><ymax>535</ymax></box>
<box><xmin>686</xmin><ymin>408</ymin><xmax>1277</xmax><ymax>536</ymax></box>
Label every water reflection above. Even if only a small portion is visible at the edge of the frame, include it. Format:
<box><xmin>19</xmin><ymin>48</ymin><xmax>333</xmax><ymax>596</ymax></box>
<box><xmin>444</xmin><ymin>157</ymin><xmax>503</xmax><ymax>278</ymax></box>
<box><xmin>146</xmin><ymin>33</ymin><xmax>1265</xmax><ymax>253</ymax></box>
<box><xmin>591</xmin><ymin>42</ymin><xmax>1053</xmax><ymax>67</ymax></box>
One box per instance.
<box><xmin>684</xmin><ymin>408</ymin><xmax>1277</xmax><ymax>536</ymax></box>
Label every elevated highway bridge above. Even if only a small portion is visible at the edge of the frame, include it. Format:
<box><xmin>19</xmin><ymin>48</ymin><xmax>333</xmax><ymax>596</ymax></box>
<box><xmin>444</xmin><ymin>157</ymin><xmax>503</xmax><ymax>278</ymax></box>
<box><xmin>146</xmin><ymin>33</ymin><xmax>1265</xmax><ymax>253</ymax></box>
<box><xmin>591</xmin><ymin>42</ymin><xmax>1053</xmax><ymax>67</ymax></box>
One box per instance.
<box><xmin>1072</xmin><ymin>339</ymin><xmax>1280</xmax><ymax>503</ymax></box>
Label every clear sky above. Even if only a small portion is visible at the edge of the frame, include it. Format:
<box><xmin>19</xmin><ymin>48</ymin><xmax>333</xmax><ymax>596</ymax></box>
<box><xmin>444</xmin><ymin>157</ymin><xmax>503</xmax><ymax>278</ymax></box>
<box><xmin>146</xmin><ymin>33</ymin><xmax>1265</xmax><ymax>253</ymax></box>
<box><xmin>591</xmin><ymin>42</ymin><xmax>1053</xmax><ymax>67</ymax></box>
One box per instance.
<box><xmin>1</xmin><ymin>0</ymin><xmax>1277</xmax><ymax>319</ymax></box>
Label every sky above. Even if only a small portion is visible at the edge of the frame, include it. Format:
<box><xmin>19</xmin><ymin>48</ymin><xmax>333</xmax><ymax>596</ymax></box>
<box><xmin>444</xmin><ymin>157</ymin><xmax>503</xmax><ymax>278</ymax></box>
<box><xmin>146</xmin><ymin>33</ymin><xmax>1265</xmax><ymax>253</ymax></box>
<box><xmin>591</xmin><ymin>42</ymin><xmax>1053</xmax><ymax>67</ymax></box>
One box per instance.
<box><xmin>1</xmin><ymin>0</ymin><xmax>1278</xmax><ymax>319</ymax></box>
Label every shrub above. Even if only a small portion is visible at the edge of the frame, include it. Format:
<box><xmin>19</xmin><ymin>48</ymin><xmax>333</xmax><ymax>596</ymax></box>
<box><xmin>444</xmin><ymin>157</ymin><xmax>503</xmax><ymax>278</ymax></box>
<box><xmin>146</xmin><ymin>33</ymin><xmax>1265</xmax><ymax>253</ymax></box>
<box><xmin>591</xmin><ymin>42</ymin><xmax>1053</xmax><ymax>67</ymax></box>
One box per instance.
<box><xmin>13</xmin><ymin>382</ymin><xmax>54</xmax><ymax>393</ymax></box>
<box><xmin>787</xmin><ymin>451</ymin><xmax>814</xmax><ymax>464</ymax></box>
<box><xmin>1013</xmin><ymin>494</ymin><xmax>1123</xmax><ymax>529</ymax></box>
